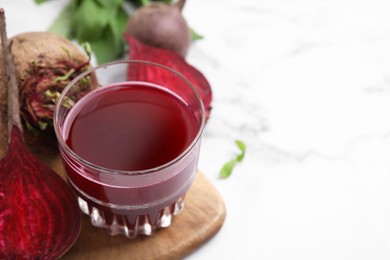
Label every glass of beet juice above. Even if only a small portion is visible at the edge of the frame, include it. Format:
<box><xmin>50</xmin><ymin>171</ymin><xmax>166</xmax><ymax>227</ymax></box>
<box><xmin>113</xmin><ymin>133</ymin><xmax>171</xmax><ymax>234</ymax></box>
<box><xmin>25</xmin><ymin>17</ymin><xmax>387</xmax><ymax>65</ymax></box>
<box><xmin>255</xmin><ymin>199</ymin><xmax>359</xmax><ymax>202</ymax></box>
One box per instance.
<box><xmin>53</xmin><ymin>60</ymin><xmax>205</xmax><ymax>238</ymax></box>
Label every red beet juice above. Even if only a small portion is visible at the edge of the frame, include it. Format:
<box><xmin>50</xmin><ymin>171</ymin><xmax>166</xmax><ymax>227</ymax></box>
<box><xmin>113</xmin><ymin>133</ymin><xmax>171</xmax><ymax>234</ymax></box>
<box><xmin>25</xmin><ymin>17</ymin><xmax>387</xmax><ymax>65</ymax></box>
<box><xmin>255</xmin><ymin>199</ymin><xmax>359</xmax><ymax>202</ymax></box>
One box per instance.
<box><xmin>59</xmin><ymin>81</ymin><xmax>202</xmax><ymax>237</ymax></box>
<box><xmin>65</xmin><ymin>82</ymin><xmax>197</xmax><ymax>171</ymax></box>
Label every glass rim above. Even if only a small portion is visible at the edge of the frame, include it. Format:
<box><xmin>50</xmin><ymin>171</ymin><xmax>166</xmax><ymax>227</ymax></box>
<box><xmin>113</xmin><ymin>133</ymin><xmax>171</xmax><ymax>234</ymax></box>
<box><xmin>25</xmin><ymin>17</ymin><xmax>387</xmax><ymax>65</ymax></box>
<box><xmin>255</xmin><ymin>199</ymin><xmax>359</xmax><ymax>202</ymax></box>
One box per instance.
<box><xmin>53</xmin><ymin>59</ymin><xmax>206</xmax><ymax>176</ymax></box>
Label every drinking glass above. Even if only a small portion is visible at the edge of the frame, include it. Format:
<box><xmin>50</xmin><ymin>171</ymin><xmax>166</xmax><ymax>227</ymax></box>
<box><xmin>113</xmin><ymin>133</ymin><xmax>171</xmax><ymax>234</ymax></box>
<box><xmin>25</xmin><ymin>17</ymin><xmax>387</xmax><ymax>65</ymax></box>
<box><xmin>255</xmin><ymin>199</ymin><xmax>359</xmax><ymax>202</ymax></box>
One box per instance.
<box><xmin>53</xmin><ymin>60</ymin><xmax>205</xmax><ymax>238</ymax></box>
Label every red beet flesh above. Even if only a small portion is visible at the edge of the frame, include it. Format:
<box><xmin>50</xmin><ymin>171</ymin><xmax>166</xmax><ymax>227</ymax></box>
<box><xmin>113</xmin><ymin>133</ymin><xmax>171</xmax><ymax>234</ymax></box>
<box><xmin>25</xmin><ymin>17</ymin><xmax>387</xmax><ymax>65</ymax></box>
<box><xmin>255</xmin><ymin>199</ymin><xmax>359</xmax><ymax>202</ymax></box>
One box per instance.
<box><xmin>125</xmin><ymin>35</ymin><xmax>212</xmax><ymax>120</ymax></box>
<box><xmin>0</xmin><ymin>9</ymin><xmax>81</xmax><ymax>258</ymax></box>
<box><xmin>0</xmin><ymin>127</ymin><xmax>81</xmax><ymax>259</ymax></box>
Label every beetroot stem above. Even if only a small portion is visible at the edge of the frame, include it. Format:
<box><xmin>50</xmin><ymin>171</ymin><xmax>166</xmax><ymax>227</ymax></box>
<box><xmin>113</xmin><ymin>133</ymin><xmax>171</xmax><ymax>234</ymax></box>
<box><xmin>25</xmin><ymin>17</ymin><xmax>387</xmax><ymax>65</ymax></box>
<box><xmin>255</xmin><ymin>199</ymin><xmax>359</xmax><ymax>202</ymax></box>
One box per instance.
<box><xmin>0</xmin><ymin>9</ymin><xmax>23</xmax><ymax>140</ymax></box>
<box><xmin>175</xmin><ymin>0</ymin><xmax>186</xmax><ymax>12</ymax></box>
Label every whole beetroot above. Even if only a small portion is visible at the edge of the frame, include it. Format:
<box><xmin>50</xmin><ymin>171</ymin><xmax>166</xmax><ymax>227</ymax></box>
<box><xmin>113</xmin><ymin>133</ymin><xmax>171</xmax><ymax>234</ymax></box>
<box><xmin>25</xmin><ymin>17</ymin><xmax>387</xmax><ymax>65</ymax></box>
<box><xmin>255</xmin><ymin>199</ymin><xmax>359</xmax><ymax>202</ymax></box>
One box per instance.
<box><xmin>125</xmin><ymin>0</ymin><xmax>191</xmax><ymax>57</ymax></box>
<box><xmin>0</xmin><ymin>32</ymin><xmax>93</xmax><ymax>155</ymax></box>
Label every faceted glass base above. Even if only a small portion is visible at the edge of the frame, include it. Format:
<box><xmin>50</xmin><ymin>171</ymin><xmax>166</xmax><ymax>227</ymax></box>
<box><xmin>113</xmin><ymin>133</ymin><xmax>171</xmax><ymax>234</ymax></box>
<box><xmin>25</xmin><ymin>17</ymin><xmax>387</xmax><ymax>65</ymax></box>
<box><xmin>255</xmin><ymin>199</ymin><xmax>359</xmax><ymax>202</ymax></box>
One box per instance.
<box><xmin>77</xmin><ymin>196</ymin><xmax>185</xmax><ymax>239</ymax></box>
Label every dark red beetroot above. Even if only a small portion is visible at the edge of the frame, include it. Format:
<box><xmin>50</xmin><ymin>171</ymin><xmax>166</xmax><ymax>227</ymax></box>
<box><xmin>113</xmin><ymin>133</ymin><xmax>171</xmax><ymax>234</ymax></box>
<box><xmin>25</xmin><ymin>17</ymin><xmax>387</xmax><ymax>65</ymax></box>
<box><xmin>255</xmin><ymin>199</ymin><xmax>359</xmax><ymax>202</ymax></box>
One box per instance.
<box><xmin>0</xmin><ymin>32</ymin><xmax>92</xmax><ymax>156</ymax></box>
<box><xmin>125</xmin><ymin>35</ymin><xmax>212</xmax><ymax>120</ymax></box>
<box><xmin>125</xmin><ymin>0</ymin><xmax>191</xmax><ymax>57</ymax></box>
<box><xmin>0</xmin><ymin>10</ymin><xmax>81</xmax><ymax>259</ymax></box>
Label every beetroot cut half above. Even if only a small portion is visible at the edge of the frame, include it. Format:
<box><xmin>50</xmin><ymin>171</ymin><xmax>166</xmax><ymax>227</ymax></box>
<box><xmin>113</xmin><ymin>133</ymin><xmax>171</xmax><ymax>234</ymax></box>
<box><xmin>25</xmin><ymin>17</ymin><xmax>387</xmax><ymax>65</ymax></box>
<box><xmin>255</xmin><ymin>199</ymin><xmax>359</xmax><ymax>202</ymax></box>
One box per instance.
<box><xmin>125</xmin><ymin>35</ymin><xmax>213</xmax><ymax>121</ymax></box>
<box><xmin>0</xmin><ymin>9</ymin><xmax>81</xmax><ymax>259</ymax></box>
<box><xmin>0</xmin><ymin>128</ymin><xmax>81</xmax><ymax>259</ymax></box>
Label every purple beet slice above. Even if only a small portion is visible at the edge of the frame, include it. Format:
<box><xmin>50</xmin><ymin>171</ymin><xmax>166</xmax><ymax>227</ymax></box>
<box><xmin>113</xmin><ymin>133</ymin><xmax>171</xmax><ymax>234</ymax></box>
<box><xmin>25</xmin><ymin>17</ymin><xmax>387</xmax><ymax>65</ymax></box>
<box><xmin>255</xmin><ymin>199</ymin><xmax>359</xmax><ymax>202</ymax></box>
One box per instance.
<box><xmin>0</xmin><ymin>9</ymin><xmax>81</xmax><ymax>259</ymax></box>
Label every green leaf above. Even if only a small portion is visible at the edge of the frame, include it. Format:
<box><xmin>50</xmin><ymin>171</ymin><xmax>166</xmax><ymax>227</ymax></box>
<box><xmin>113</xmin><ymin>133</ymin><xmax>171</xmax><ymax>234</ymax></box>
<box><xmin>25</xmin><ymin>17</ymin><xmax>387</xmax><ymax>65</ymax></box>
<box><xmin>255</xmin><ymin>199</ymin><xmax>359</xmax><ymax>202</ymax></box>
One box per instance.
<box><xmin>96</xmin><ymin>0</ymin><xmax>125</xmax><ymax>8</ymax></box>
<box><xmin>71</xmin><ymin>0</ymin><xmax>83</xmax><ymax>10</ymax></box>
<box><xmin>219</xmin><ymin>140</ymin><xmax>246</xmax><ymax>179</ymax></box>
<box><xmin>191</xmin><ymin>28</ymin><xmax>204</xmax><ymax>41</ymax></box>
<box><xmin>235</xmin><ymin>140</ymin><xmax>246</xmax><ymax>162</ymax></box>
<box><xmin>48</xmin><ymin>4</ymin><xmax>73</xmax><ymax>38</ymax></box>
<box><xmin>34</xmin><ymin>0</ymin><xmax>51</xmax><ymax>4</ymax></box>
<box><xmin>86</xmin><ymin>8</ymin><xmax>127</xmax><ymax>64</ymax></box>
<box><xmin>107</xmin><ymin>6</ymin><xmax>128</xmax><ymax>43</ymax></box>
<box><xmin>88</xmin><ymin>30</ymin><xmax>124</xmax><ymax>64</ymax></box>
<box><xmin>219</xmin><ymin>159</ymin><xmax>236</xmax><ymax>179</ymax></box>
<box><xmin>71</xmin><ymin>0</ymin><xmax>110</xmax><ymax>41</ymax></box>
<box><xmin>140</xmin><ymin>0</ymin><xmax>151</xmax><ymax>5</ymax></box>
<box><xmin>66</xmin><ymin>0</ymin><xmax>128</xmax><ymax>63</ymax></box>
<box><xmin>42</xmin><ymin>0</ymin><xmax>130</xmax><ymax>63</ymax></box>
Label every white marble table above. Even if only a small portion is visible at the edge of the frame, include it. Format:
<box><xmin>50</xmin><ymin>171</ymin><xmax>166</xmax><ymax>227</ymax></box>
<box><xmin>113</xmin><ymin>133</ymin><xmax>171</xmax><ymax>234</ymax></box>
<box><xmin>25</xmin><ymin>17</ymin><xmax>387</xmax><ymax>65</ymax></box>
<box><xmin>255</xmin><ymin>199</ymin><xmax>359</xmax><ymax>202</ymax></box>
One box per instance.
<box><xmin>4</xmin><ymin>0</ymin><xmax>390</xmax><ymax>259</ymax></box>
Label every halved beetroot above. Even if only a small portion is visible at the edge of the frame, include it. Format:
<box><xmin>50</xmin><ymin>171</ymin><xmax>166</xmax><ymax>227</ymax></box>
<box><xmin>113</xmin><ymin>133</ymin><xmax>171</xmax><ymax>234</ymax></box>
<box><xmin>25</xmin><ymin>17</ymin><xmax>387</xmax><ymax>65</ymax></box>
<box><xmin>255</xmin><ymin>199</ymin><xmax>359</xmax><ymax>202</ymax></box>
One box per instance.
<box><xmin>125</xmin><ymin>35</ymin><xmax>212</xmax><ymax>120</ymax></box>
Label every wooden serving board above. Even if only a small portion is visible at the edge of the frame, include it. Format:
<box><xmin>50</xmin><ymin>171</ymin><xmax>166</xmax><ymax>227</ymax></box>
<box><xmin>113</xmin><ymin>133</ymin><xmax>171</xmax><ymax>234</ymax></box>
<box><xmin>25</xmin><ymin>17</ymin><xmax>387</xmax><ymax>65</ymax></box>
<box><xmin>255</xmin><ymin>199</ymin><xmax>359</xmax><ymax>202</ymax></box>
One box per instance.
<box><xmin>43</xmin><ymin>154</ymin><xmax>226</xmax><ymax>260</ymax></box>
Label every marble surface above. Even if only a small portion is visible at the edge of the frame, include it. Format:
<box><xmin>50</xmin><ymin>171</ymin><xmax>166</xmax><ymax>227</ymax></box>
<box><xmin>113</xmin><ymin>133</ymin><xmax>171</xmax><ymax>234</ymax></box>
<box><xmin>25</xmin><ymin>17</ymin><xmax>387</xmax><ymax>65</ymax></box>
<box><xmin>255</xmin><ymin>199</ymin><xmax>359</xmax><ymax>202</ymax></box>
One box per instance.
<box><xmin>3</xmin><ymin>0</ymin><xmax>390</xmax><ymax>259</ymax></box>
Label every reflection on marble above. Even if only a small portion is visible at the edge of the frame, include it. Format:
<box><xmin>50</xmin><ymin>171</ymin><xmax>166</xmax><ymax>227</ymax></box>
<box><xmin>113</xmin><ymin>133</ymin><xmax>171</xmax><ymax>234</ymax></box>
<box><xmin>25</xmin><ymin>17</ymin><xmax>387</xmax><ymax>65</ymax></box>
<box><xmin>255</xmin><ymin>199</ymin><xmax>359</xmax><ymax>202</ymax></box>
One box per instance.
<box><xmin>3</xmin><ymin>0</ymin><xmax>390</xmax><ymax>259</ymax></box>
